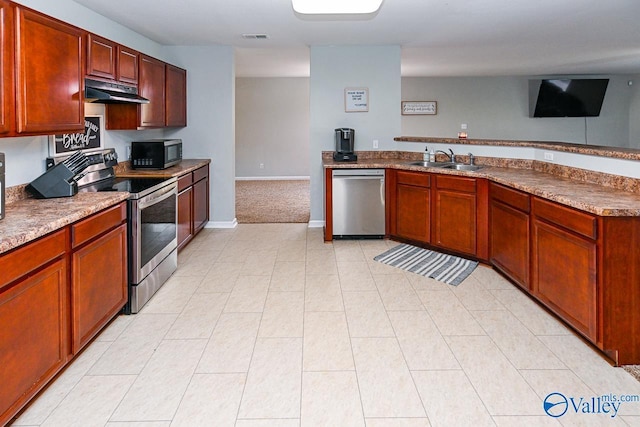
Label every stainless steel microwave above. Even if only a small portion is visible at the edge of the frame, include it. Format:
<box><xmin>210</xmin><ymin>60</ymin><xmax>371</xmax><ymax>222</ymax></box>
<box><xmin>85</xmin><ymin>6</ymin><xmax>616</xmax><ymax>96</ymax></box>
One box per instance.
<box><xmin>131</xmin><ymin>139</ymin><xmax>182</xmax><ymax>169</ymax></box>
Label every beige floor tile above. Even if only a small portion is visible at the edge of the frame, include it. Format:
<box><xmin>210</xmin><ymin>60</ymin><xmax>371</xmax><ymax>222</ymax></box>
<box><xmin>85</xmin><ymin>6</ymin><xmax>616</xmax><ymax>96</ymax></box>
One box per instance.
<box><xmin>417</xmin><ymin>290</ymin><xmax>486</xmax><ymax>336</ymax></box>
<box><xmin>173</xmin><ymin>256</ymin><xmax>214</xmax><ymax>277</ymax></box>
<box><xmin>450</xmin><ymin>276</ymin><xmax>506</xmax><ymax>311</ymax></box>
<box><xmin>343</xmin><ymin>291</ymin><xmax>395</xmax><ymax>337</ymax></box>
<box><xmin>351</xmin><ymin>337</ymin><xmax>426</xmax><ymax>418</ymax></box>
<box><xmin>235</xmin><ymin>420</ymin><xmax>300</xmax><ymax>427</ymax></box>
<box><xmin>165</xmin><ymin>292</ymin><xmax>228</xmax><ymax>339</ymax></box>
<box><xmin>364</xmin><ymin>419</ymin><xmax>431</xmax><ymax>427</ymax></box>
<box><xmin>12</xmin><ymin>341</ymin><xmax>112</xmax><ymax>425</ymax></box>
<box><xmin>492</xmin><ymin>416</ymin><xmax>560</xmax><ymax>426</ymax></box>
<box><xmin>301</xmin><ymin>371</ymin><xmax>364</xmax><ymax>426</ymax></box>
<box><xmin>196</xmin><ymin>312</ymin><xmax>261</xmax><ymax>373</ymax></box>
<box><xmin>170</xmin><ymin>373</ymin><xmax>246</xmax><ymax>426</ymax></box>
<box><xmin>241</xmin><ymin>250</ymin><xmax>278</xmax><ymax>276</ymax></box>
<box><xmin>366</xmin><ymin>255</ymin><xmax>406</xmax><ymax>275</ymax></box>
<box><xmin>197</xmin><ymin>262</ymin><xmax>244</xmax><ymax>293</ymax></box>
<box><xmin>305</xmin><ymin>274</ymin><xmax>344</xmax><ymax>312</ymax></box>
<box><xmin>303</xmin><ymin>311</ymin><xmax>354</xmax><ymax>371</ymax></box>
<box><xmin>95</xmin><ymin>315</ymin><xmax>134</xmax><ymax>342</ymax></box>
<box><xmin>470</xmin><ymin>264</ymin><xmax>516</xmax><ymax>290</ymax></box>
<box><xmin>446</xmin><ymin>335</ymin><xmax>541</xmax><ymax>415</ymax></box>
<box><xmin>106</xmin><ymin>422</ymin><xmax>171</xmax><ymax>427</ymax></box>
<box><xmin>270</xmin><ymin>261</ymin><xmax>306</xmax><ymax>291</ymax></box>
<box><xmin>622</xmin><ymin>416</ymin><xmax>640</xmax><ymax>426</ymax></box>
<box><xmin>491</xmin><ymin>289</ymin><xmax>571</xmax><ymax>336</ymax></box>
<box><xmin>334</xmin><ymin>241</ymin><xmax>366</xmax><ymax>262</ymax></box>
<box><xmin>237</xmin><ymin>338</ymin><xmax>303</xmax><ymax>419</ymax></box>
<box><xmin>338</xmin><ymin>261</ymin><xmax>377</xmax><ymax>291</ymax></box>
<box><xmin>258</xmin><ymin>291</ymin><xmax>304</xmax><ymax>338</ymax></box>
<box><xmin>373</xmin><ymin>274</ymin><xmax>424</xmax><ymax>311</ymax></box>
<box><xmin>110</xmin><ymin>339</ymin><xmax>206</xmax><ymax>421</ymax></box>
<box><xmin>358</xmin><ymin>238</ymin><xmax>393</xmax><ymax>252</ymax></box>
<box><xmin>40</xmin><ymin>375</ymin><xmax>136</xmax><ymax>427</ymax></box>
<box><xmin>412</xmin><ymin>370</ymin><xmax>494</xmax><ymax>427</ymax></box>
<box><xmin>223</xmin><ymin>275</ymin><xmax>270</xmax><ymax>312</ymax></box>
<box><xmin>405</xmin><ymin>272</ymin><xmax>451</xmax><ymax>291</ymax></box>
<box><xmin>387</xmin><ymin>311</ymin><xmax>459</xmax><ymax>370</ymax></box>
<box><xmin>89</xmin><ymin>313</ymin><xmax>178</xmax><ymax>375</ymax></box>
<box><xmin>305</xmin><ymin>250</ymin><xmax>338</xmax><ymax>275</ymax></box>
<box><xmin>140</xmin><ymin>275</ymin><xmax>202</xmax><ymax>314</ymax></box>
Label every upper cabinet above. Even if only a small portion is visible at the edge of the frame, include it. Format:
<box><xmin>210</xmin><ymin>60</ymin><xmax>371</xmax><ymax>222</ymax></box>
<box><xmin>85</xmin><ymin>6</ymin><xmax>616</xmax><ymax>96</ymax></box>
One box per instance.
<box><xmin>0</xmin><ymin>1</ymin><xmax>14</xmax><ymax>136</ymax></box>
<box><xmin>86</xmin><ymin>33</ymin><xmax>116</xmax><ymax>80</ymax></box>
<box><xmin>117</xmin><ymin>45</ymin><xmax>138</xmax><ymax>85</ymax></box>
<box><xmin>138</xmin><ymin>54</ymin><xmax>165</xmax><ymax>128</ymax></box>
<box><xmin>14</xmin><ymin>5</ymin><xmax>85</xmax><ymax>134</ymax></box>
<box><xmin>165</xmin><ymin>64</ymin><xmax>186</xmax><ymax>127</ymax></box>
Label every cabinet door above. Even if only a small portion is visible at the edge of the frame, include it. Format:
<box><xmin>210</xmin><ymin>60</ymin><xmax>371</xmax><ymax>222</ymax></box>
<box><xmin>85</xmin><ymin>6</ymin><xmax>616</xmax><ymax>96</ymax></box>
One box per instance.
<box><xmin>532</xmin><ymin>218</ymin><xmax>597</xmax><ymax>340</ymax></box>
<box><xmin>0</xmin><ymin>259</ymin><xmax>68</xmax><ymax>426</ymax></box>
<box><xmin>193</xmin><ymin>175</ymin><xmax>209</xmax><ymax>233</ymax></box>
<box><xmin>14</xmin><ymin>6</ymin><xmax>84</xmax><ymax>134</ymax></box>
<box><xmin>165</xmin><ymin>64</ymin><xmax>187</xmax><ymax>127</ymax></box>
<box><xmin>490</xmin><ymin>199</ymin><xmax>530</xmax><ymax>289</ymax></box>
<box><xmin>117</xmin><ymin>45</ymin><xmax>138</xmax><ymax>85</ymax></box>
<box><xmin>86</xmin><ymin>33</ymin><xmax>116</xmax><ymax>80</ymax></box>
<box><xmin>139</xmin><ymin>54</ymin><xmax>165</xmax><ymax>128</ymax></box>
<box><xmin>178</xmin><ymin>186</ymin><xmax>193</xmax><ymax>250</ymax></box>
<box><xmin>396</xmin><ymin>183</ymin><xmax>430</xmax><ymax>243</ymax></box>
<box><xmin>71</xmin><ymin>224</ymin><xmax>127</xmax><ymax>353</ymax></box>
<box><xmin>0</xmin><ymin>1</ymin><xmax>14</xmax><ymax>136</ymax></box>
<box><xmin>433</xmin><ymin>176</ymin><xmax>477</xmax><ymax>256</ymax></box>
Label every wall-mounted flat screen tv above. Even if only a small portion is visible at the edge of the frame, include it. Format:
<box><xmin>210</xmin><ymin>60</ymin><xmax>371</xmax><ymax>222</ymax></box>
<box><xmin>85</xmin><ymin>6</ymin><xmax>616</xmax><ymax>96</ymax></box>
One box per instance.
<box><xmin>530</xmin><ymin>79</ymin><xmax>609</xmax><ymax>117</ymax></box>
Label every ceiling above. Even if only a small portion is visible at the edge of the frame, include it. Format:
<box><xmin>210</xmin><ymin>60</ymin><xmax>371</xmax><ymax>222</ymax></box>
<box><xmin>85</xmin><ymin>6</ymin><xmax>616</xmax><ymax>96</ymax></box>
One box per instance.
<box><xmin>72</xmin><ymin>0</ymin><xmax>640</xmax><ymax>78</ymax></box>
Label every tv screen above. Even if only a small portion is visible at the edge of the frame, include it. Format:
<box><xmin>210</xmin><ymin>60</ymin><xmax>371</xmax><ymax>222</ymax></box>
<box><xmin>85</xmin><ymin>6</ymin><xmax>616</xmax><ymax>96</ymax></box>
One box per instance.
<box><xmin>532</xmin><ymin>79</ymin><xmax>609</xmax><ymax>117</ymax></box>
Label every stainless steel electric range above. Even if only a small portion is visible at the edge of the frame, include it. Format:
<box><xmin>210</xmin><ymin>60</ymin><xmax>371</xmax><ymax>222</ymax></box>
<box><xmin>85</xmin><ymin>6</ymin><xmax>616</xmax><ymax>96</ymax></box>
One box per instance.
<box><xmin>48</xmin><ymin>148</ymin><xmax>178</xmax><ymax>313</ymax></box>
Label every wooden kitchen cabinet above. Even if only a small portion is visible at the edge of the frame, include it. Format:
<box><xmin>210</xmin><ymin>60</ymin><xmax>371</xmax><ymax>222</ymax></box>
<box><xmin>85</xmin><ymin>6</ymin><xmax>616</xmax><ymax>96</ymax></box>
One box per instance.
<box><xmin>532</xmin><ymin>197</ymin><xmax>598</xmax><ymax>341</ymax></box>
<box><xmin>193</xmin><ymin>166</ymin><xmax>209</xmax><ymax>233</ymax></box>
<box><xmin>392</xmin><ymin>170</ymin><xmax>431</xmax><ymax>243</ymax></box>
<box><xmin>432</xmin><ymin>175</ymin><xmax>478</xmax><ymax>256</ymax></box>
<box><xmin>0</xmin><ymin>230</ymin><xmax>69</xmax><ymax>427</ymax></box>
<box><xmin>70</xmin><ymin>203</ymin><xmax>127</xmax><ymax>353</ymax></box>
<box><xmin>139</xmin><ymin>54</ymin><xmax>166</xmax><ymax>128</ymax></box>
<box><xmin>0</xmin><ymin>0</ymin><xmax>14</xmax><ymax>136</ymax></box>
<box><xmin>86</xmin><ymin>33</ymin><xmax>116</xmax><ymax>80</ymax></box>
<box><xmin>489</xmin><ymin>182</ymin><xmax>531</xmax><ymax>289</ymax></box>
<box><xmin>117</xmin><ymin>45</ymin><xmax>138</xmax><ymax>85</ymax></box>
<box><xmin>165</xmin><ymin>64</ymin><xmax>187</xmax><ymax>127</ymax></box>
<box><xmin>14</xmin><ymin>5</ymin><xmax>84</xmax><ymax>134</ymax></box>
<box><xmin>177</xmin><ymin>165</ymin><xmax>209</xmax><ymax>250</ymax></box>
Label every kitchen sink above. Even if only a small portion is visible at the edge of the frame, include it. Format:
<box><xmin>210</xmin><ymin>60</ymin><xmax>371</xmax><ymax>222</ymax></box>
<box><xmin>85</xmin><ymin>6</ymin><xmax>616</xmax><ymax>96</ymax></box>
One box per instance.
<box><xmin>443</xmin><ymin>163</ymin><xmax>483</xmax><ymax>171</ymax></box>
<box><xmin>405</xmin><ymin>160</ymin><xmax>451</xmax><ymax>168</ymax></box>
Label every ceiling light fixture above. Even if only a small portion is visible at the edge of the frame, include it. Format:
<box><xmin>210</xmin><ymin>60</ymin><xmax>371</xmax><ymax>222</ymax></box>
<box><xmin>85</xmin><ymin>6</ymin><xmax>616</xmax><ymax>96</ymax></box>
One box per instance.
<box><xmin>292</xmin><ymin>0</ymin><xmax>383</xmax><ymax>14</ymax></box>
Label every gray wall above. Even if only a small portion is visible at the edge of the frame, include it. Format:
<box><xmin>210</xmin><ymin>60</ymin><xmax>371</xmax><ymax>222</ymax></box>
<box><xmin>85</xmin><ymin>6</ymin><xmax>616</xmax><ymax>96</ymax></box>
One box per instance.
<box><xmin>235</xmin><ymin>78</ymin><xmax>310</xmax><ymax>178</ymax></box>
<box><xmin>401</xmin><ymin>76</ymin><xmax>640</xmax><ymax>148</ymax></box>
<box><xmin>310</xmin><ymin>45</ymin><xmax>401</xmax><ymax>224</ymax></box>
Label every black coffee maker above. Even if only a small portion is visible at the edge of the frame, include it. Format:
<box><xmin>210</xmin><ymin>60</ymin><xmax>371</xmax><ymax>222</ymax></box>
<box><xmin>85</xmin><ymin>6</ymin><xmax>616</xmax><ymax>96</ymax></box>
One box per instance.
<box><xmin>333</xmin><ymin>128</ymin><xmax>357</xmax><ymax>162</ymax></box>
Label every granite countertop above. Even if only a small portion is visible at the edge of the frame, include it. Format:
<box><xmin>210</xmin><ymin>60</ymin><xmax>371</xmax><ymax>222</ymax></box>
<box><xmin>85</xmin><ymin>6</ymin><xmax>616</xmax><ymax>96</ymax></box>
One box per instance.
<box><xmin>323</xmin><ymin>157</ymin><xmax>640</xmax><ymax>217</ymax></box>
<box><xmin>0</xmin><ymin>192</ymin><xmax>130</xmax><ymax>254</ymax></box>
<box><xmin>115</xmin><ymin>159</ymin><xmax>210</xmax><ymax>178</ymax></box>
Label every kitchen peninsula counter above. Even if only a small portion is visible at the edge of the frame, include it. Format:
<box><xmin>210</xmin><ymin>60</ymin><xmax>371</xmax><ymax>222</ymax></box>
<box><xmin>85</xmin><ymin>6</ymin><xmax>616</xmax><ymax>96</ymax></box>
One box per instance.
<box><xmin>323</xmin><ymin>153</ymin><xmax>640</xmax><ymax>217</ymax></box>
<box><xmin>114</xmin><ymin>159</ymin><xmax>211</xmax><ymax>178</ymax></box>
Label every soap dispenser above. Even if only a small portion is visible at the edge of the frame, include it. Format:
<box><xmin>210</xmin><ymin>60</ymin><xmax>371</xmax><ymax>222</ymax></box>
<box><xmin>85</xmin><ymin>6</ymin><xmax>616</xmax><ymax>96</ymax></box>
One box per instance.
<box><xmin>429</xmin><ymin>149</ymin><xmax>435</xmax><ymax>162</ymax></box>
<box><xmin>423</xmin><ymin>147</ymin><xmax>429</xmax><ymax>161</ymax></box>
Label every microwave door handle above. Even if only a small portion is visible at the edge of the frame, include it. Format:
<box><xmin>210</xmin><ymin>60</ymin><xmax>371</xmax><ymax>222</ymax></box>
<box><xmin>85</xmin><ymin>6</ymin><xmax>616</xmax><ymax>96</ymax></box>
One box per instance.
<box><xmin>138</xmin><ymin>183</ymin><xmax>177</xmax><ymax>209</ymax></box>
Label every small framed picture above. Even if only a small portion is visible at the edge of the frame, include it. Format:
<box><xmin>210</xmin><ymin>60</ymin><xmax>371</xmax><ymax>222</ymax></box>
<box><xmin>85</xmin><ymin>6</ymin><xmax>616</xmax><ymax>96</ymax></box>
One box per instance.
<box><xmin>49</xmin><ymin>115</ymin><xmax>105</xmax><ymax>157</ymax></box>
<box><xmin>345</xmin><ymin>87</ymin><xmax>369</xmax><ymax>112</ymax></box>
<box><xmin>401</xmin><ymin>101</ymin><xmax>437</xmax><ymax>115</ymax></box>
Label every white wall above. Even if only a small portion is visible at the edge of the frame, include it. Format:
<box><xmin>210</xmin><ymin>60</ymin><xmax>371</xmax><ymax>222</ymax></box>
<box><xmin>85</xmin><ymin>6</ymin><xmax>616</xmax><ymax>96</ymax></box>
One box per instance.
<box><xmin>309</xmin><ymin>45</ymin><xmax>401</xmax><ymax>223</ymax></box>
<box><xmin>401</xmin><ymin>75</ymin><xmax>638</xmax><ymax>148</ymax></box>
<box><xmin>164</xmin><ymin>46</ymin><xmax>236</xmax><ymax>226</ymax></box>
<box><xmin>235</xmin><ymin>78</ymin><xmax>309</xmax><ymax>178</ymax></box>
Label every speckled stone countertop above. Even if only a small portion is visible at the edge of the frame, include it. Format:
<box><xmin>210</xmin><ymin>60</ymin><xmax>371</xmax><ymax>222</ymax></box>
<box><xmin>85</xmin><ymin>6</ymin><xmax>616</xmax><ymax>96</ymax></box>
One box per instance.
<box><xmin>115</xmin><ymin>159</ymin><xmax>210</xmax><ymax>178</ymax></box>
<box><xmin>323</xmin><ymin>152</ymin><xmax>640</xmax><ymax>216</ymax></box>
<box><xmin>0</xmin><ymin>192</ymin><xmax>130</xmax><ymax>254</ymax></box>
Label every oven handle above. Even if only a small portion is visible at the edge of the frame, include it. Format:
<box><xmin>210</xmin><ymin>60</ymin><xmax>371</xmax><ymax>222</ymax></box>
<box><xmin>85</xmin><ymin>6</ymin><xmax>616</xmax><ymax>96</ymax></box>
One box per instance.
<box><xmin>138</xmin><ymin>182</ymin><xmax>178</xmax><ymax>209</ymax></box>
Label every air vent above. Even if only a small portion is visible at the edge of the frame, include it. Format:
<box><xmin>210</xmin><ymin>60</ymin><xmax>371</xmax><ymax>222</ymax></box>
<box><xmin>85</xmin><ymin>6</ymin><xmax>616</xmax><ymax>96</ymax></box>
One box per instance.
<box><xmin>242</xmin><ymin>34</ymin><xmax>269</xmax><ymax>40</ymax></box>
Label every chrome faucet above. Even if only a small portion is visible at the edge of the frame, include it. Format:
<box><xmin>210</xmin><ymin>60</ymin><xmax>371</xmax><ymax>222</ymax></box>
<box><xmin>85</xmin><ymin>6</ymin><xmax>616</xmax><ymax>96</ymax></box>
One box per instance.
<box><xmin>435</xmin><ymin>149</ymin><xmax>455</xmax><ymax>163</ymax></box>
<box><xmin>468</xmin><ymin>152</ymin><xmax>475</xmax><ymax>165</ymax></box>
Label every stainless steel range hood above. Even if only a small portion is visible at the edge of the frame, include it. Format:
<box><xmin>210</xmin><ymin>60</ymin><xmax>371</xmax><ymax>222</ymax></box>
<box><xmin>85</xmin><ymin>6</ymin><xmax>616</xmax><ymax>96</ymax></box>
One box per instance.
<box><xmin>84</xmin><ymin>78</ymin><xmax>149</xmax><ymax>104</ymax></box>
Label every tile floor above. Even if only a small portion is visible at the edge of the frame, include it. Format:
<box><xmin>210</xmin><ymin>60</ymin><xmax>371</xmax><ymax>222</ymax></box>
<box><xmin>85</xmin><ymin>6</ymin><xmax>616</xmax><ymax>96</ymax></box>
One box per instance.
<box><xmin>11</xmin><ymin>224</ymin><xmax>640</xmax><ymax>426</ymax></box>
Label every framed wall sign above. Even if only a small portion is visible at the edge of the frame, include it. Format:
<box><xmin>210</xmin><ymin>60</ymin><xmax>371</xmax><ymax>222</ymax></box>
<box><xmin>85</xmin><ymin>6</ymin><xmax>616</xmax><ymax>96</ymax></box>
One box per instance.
<box><xmin>345</xmin><ymin>87</ymin><xmax>369</xmax><ymax>112</ymax></box>
<box><xmin>49</xmin><ymin>115</ymin><xmax>104</xmax><ymax>157</ymax></box>
<box><xmin>402</xmin><ymin>101</ymin><xmax>437</xmax><ymax>115</ymax></box>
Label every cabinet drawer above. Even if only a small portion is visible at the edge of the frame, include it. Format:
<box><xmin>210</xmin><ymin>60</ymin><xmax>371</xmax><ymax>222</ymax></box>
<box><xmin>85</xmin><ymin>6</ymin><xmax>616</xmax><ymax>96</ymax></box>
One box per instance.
<box><xmin>193</xmin><ymin>165</ymin><xmax>208</xmax><ymax>183</ymax></box>
<box><xmin>397</xmin><ymin>170</ymin><xmax>430</xmax><ymax>187</ymax></box>
<box><xmin>178</xmin><ymin>173</ymin><xmax>193</xmax><ymax>192</ymax></box>
<box><xmin>533</xmin><ymin>197</ymin><xmax>597</xmax><ymax>240</ymax></box>
<box><xmin>435</xmin><ymin>175</ymin><xmax>476</xmax><ymax>192</ymax></box>
<box><xmin>490</xmin><ymin>182</ymin><xmax>530</xmax><ymax>213</ymax></box>
<box><xmin>72</xmin><ymin>203</ymin><xmax>126</xmax><ymax>248</ymax></box>
<box><xmin>0</xmin><ymin>229</ymin><xmax>67</xmax><ymax>289</ymax></box>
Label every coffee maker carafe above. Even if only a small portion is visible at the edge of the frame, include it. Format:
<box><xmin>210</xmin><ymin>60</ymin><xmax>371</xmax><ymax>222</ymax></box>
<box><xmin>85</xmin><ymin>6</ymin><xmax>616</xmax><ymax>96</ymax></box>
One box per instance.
<box><xmin>333</xmin><ymin>128</ymin><xmax>358</xmax><ymax>162</ymax></box>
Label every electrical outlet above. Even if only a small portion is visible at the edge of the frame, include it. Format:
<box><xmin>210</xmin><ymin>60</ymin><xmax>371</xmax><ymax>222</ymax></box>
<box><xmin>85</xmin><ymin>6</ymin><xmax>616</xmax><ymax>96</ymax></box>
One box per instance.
<box><xmin>259</xmin><ymin>163</ymin><xmax>264</xmax><ymax>169</ymax></box>
<box><xmin>373</xmin><ymin>139</ymin><xmax>379</xmax><ymax>149</ymax></box>
<box><xmin>126</xmin><ymin>146</ymin><xmax>131</xmax><ymax>160</ymax></box>
<box><xmin>461</xmin><ymin>123</ymin><xmax>468</xmax><ymax>130</ymax></box>
<box><xmin>544</xmin><ymin>152</ymin><xmax>554</xmax><ymax>161</ymax></box>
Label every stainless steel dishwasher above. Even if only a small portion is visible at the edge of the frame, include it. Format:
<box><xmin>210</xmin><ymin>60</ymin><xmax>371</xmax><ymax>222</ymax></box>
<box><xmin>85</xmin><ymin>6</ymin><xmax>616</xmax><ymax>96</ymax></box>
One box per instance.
<box><xmin>332</xmin><ymin>169</ymin><xmax>385</xmax><ymax>238</ymax></box>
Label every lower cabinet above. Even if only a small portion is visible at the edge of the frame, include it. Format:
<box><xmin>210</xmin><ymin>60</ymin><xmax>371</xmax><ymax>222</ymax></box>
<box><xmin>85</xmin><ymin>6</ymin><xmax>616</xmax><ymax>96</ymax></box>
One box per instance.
<box><xmin>432</xmin><ymin>175</ymin><xmax>477</xmax><ymax>256</ymax></box>
<box><xmin>393</xmin><ymin>170</ymin><xmax>431</xmax><ymax>242</ymax></box>
<box><xmin>177</xmin><ymin>165</ymin><xmax>209</xmax><ymax>250</ymax></box>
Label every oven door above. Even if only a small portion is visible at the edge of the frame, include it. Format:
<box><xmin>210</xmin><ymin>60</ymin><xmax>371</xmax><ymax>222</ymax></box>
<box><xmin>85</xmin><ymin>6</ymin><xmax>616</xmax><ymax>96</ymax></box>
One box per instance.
<box><xmin>129</xmin><ymin>181</ymin><xmax>178</xmax><ymax>284</ymax></box>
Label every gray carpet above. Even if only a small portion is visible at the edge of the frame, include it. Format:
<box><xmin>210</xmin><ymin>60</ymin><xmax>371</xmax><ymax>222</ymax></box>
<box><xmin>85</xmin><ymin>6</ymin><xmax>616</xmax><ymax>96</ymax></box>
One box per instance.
<box><xmin>236</xmin><ymin>179</ymin><xmax>310</xmax><ymax>223</ymax></box>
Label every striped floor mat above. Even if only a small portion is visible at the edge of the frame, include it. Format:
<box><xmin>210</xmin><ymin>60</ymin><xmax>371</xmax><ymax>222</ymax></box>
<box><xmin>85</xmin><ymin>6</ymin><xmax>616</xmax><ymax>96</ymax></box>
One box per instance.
<box><xmin>374</xmin><ymin>244</ymin><xmax>478</xmax><ymax>286</ymax></box>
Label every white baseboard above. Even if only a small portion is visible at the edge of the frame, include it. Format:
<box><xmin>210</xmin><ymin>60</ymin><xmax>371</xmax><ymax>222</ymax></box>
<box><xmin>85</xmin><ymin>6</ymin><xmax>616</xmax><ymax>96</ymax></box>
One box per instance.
<box><xmin>235</xmin><ymin>176</ymin><xmax>310</xmax><ymax>181</ymax></box>
<box><xmin>307</xmin><ymin>220</ymin><xmax>325</xmax><ymax>228</ymax></box>
<box><xmin>205</xmin><ymin>219</ymin><xmax>238</xmax><ymax>229</ymax></box>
